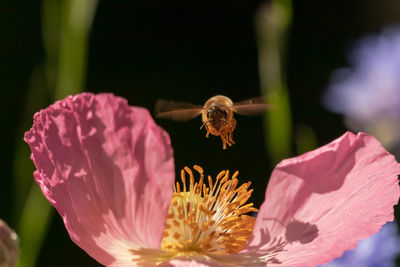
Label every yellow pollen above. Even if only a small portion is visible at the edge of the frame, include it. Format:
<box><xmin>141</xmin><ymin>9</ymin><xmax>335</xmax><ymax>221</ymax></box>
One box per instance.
<box><xmin>161</xmin><ymin>166</ymin><xmax>258</xmax><ymax>257</ymax></box>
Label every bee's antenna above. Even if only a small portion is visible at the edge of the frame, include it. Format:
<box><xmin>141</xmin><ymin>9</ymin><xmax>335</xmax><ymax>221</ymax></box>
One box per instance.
<box><xmin>200</xmin><ymin>120</ymin><xmax>209</xmax><ymax>130</ymax></box>
<box><xmin>223</xmin><ymin>119</ymin><xmax>234</xmax><ymax>129</ymax></box>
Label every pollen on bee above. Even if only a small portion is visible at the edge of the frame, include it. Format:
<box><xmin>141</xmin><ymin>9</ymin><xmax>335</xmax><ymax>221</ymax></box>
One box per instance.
<box><xmin>160</xmin><ymin>165</ymin><xmax>258</xmax><ymax>257</ymax></box>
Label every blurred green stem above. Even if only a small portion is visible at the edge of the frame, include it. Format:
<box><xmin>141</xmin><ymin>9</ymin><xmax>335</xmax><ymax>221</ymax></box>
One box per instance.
<box><xmin>295</xmin><ymin>124</ymin><xmax>318</xmax><ymax>154</ymax></box>
<box><xmin>16</xmin><ymin>1</ymin><xmax>98</xmax><ymax>267</ymax></box>
<box><xmin>16</xmin><ymin>187</ymin><xmax>53</xmax><ymax>267</ymax></box>
<box><xmin>55</xmin><ymin>0</ymin><xmax>98</xmax><ymax>99</ymax></box>
<box><xmin>256</xmin><ymin>0</ymin><xmax>293</xmax><ymax>164</ymax></box>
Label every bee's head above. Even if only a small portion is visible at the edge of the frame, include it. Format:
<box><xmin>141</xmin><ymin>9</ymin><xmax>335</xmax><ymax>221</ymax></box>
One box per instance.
<box><xmin>207</xmin><ymin>103</ymin><xmax>228</xmax><ymax>130</ymax></box>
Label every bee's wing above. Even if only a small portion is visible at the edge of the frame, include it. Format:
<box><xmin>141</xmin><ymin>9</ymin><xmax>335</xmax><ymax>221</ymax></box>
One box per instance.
<box><xmin>155</xmin><ymin>99</ymin><xmax>203</xmax><ymax>122</ymax></box>
<box><xmin>232</xmin><ymin>97</ymin><xmax>272</xmax><ymax>116</ymax></box>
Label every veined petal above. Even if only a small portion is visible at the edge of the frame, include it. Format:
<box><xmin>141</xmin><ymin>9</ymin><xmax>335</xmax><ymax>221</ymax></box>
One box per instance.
<box><xmin>24</xmin><ymin>93</ymin><xmax>175</xmax><ymax>265</ymax></box>
<box><xmin>248</xmin><ymin>132</ymin><xmax>400</xmax><ymax>266</ymax></box>
<box><xmin>159</xmin><ymin>256</ymin><xmax>224</xmax><ymax>267</ymax></box>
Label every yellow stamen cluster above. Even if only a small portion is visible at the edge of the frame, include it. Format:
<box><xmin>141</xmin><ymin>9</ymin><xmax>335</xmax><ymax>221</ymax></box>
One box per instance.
<box><xmin>161</xmin><ymin>165</ymin><xmax>258</xmax><ymax>257</ymax></box>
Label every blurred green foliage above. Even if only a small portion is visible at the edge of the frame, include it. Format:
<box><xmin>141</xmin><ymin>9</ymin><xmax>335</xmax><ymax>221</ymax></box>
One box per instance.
<box><xmin>295</xmin><ymin>124</ymin><xmax>317</xmax><ymax>155</ymax></box>
<box><xmin>14</xmin><ymin>1</ymin><xmax>98</xmax><ymax>267</ymax></box>
<box><xmin>256</xmin><ymin>0</ymin><xmax>293</xmax><ymax>164</ymax></box>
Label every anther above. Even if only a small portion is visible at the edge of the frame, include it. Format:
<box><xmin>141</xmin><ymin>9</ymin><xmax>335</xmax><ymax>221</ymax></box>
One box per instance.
<box><xmin>161</xmin><ymin>165</ymin><xmax>257</xmax><ymax>257</ymax></box>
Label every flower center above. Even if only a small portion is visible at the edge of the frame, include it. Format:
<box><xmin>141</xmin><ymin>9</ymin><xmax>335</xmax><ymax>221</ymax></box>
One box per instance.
<box><xmin>161</xmin><ymin>165</ymin><xmax>258</xmax><ymax>257</ymax></box>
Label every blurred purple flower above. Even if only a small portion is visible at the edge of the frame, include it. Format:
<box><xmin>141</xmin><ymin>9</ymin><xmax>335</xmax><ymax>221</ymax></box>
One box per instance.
<box><xmin>0</xmin><ymin>219</ymin><xmax>19</xmax><ymax>267</ymax></box>
<box><xmin>319</xmin><ymin>222</ymin><xmax>400</xmax><ymax>267</ymax></box>
<box><xmin>323</xmin><ymin>27</ymin><xmax>400</xmax><ymax>148</ymax></box>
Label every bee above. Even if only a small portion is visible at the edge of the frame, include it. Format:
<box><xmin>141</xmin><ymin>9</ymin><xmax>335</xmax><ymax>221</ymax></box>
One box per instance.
<box><xmin>155</xmin><ymin>95</ymin><xmax>269</xmax><ymax>149</ymax></box>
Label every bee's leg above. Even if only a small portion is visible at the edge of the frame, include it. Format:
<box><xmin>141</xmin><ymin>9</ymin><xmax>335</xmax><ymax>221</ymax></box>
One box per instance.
<box><xmin>228</xmin><ymin>118</ymin><xmax>236</xmax><ymax>144</ymax></box>
<box><xmin>228</xmin><ymin>130</ymin><xmax>235</xmax><ymax>145</ymax></box>
<box><xmin>219</xmin><ymin>133</ymin><xmax>229</xmax><ymax>149</ymax></box>
<box><xmin>226</xmin><ymin>132</ymin><xmax>233</xmax><ymax>146</ymax></box>
<box><xmin>220</xmin><ymin>131</ymin><xmax>232</xmax><ymax>149</ymax></box>
<box><xmin>204</xmin><ymin>125</ymin><xmax>210</xmax><ymax>138</ymax></box>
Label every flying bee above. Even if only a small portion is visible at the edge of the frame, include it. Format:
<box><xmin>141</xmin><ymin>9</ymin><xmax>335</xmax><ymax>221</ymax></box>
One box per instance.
<box><xmin>155</xmin><ymin>95</ymin><xmax>269</xmax><ymax>149</ymax></box>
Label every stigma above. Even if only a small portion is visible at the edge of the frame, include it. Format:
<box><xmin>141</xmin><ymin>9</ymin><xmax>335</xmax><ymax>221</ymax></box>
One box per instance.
<box><xmin>161</xmin><ymin>165</ymin><xmax>258</xmax><ymax>258</ymax></box>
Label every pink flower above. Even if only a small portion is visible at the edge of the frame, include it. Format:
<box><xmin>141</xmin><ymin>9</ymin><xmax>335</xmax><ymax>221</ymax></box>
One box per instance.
<box><xmin>0</xmin><ymin>219</ymin><xmax>19</xmax><ymax>267</ymax></box>
<box><xmin>24</xmin><ymin>93</ymin><xmax>400</xmax><ymax>267</ymax></box>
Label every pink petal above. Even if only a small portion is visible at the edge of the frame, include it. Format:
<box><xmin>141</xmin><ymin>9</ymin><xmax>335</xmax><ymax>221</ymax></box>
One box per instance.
<box><xmin>248</xmin><ymin>132</ymin><xmax>400</xmax><ymax>266</ymax></box>
<box><xmin>160</xmin><ymin>257</ymin><xmax>223</xmax><ymax>267</ymax></box>
<box><xmin>24</xmin><ymin>93</ymin><xmax>175</xmax><ymax>265</ymax></box>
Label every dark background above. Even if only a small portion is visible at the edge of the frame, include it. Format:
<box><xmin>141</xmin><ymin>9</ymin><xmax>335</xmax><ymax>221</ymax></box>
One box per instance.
<box><xmin>1</xmin><ymin>0</ymin><xmax>400</xmax><ymax>266</ymax></box>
